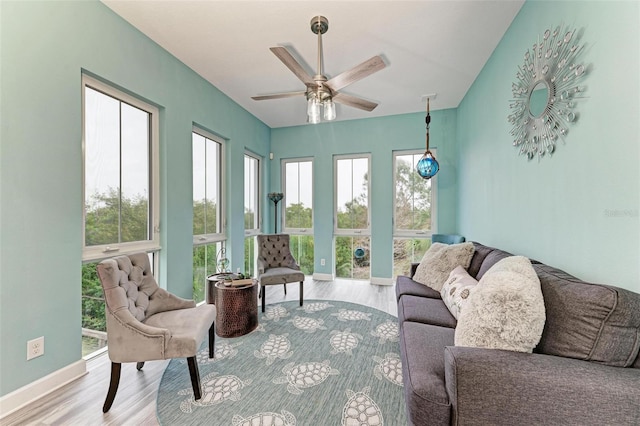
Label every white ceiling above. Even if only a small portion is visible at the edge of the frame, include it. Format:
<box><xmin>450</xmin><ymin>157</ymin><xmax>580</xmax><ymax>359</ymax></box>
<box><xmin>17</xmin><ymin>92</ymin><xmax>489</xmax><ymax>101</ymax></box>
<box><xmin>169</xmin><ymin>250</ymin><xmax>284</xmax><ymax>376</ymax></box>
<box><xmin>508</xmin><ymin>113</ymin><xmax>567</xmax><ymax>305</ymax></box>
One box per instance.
<box><xmin>102</xmin><ymin>0</ymin><xmax>524</xmax><ymax>128</ymax></box>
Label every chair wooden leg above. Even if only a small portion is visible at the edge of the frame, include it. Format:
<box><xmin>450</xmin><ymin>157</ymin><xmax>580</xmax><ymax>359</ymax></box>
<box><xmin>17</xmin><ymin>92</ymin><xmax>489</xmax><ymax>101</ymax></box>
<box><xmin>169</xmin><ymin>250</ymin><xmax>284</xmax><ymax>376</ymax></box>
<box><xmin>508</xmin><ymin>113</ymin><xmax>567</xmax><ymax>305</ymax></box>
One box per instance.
<box><xmin>136</xmin><ymin>362</ymin><xmax>145</xmax><ymax>371</ymax></box>
<box><xmin>261</xmin><ymin>285</ymin><xmax>266</xmax><ymax>312</ymax></box>
<box><xmin>299</xmin><ymin>281</ymin><xmax>304</xmax><ymax>306</ymax></box>
<box><xmin>103</xmin><ymin>362</ymin><xmax>121</xmax><ymax>413</ymax></box>
<box><xmin>187</xmin><ymin>356</ymin><xmax>202</xmax><ymax>400</ymax></box>
<box><xmin>283</xmin><ymin>283</ymin><xmax>287</xmax><ymax>295</ymax></box>
<box><xmin>209</xmin><ymin>322</ymin><xmax>215</xmax><ymax>359</ymax></box>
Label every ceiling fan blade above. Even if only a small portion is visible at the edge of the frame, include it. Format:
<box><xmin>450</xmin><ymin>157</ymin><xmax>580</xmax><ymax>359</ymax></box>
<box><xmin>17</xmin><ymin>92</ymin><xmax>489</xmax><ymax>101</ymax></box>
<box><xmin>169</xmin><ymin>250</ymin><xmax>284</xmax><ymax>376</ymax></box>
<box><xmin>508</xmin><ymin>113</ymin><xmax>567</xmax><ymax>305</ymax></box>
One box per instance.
<box><xmin>252</xmin><ymin>91</ymin><xmax>306</xmax><ymax>101</ymax></box>
<box><xmin>326</xmin><ymin>56</ymin><xmax>386</xmax><ymax>92</ymax></box>
<box><xmin>333</xmin><ymin>93</ymin><xmax>378</xmax><ymax>112</ymax></box>
<box><xmin>270</xmin><ymin>47</ymin><xmax>316</xmax><ymax>86</ymax></box>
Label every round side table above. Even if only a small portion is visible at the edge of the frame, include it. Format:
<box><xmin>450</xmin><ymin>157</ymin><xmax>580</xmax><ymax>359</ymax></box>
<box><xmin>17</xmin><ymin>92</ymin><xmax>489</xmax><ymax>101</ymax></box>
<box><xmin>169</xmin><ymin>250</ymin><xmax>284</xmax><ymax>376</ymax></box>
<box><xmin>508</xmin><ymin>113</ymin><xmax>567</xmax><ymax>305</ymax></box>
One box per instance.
<box><xmin>206</xmin><ymin>274</ymin><xmax>227</xmax><ymax>304</ymax></box>
<box><xmin>214</xmin><ymin>281</ymin><xmax>258</xmax><ymax>338</ymax></box>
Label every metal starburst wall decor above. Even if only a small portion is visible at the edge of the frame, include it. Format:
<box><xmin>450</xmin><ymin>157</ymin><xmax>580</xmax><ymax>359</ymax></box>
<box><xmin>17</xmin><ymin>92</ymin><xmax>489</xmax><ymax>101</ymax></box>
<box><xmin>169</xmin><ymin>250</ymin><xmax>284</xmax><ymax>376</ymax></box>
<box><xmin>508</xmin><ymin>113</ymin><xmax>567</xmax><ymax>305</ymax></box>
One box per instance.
<box><xmin>508</xmin><ymin>25</ymin><xmax>588</xmax><ymax>160</ymax></box>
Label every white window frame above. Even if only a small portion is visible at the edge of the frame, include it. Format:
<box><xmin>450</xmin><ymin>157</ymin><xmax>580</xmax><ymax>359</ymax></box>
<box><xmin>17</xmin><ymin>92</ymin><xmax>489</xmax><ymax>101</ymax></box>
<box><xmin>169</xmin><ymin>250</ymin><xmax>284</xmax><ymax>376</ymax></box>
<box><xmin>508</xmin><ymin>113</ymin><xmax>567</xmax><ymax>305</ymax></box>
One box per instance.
<box><xmin>192</xmin><ymin>127</ymin><xmax>226</xmax><ymax>246</ymax></box>
<box><xmin>392</xmin><ymin>149</ymin><xmax>438</xmax><ymax>238</ymax></box>
<box><xmin>244</xmin><ymin>151</ymin><xmax>262</xmax><ymax>237</ymax></box>
<box><xmin>333</xmin><ymin>153</ymin><xmax>371</xmax><ymax>236</ymax></box>
<box><xmin>282</xmin><ymin>157</ymin><xmax>314</xmax><ymax>235</ymax></box>
<box><xmin>81</xmin><ymin>75</ymin><xmax>160</xmax><ymax>262</ymax></box>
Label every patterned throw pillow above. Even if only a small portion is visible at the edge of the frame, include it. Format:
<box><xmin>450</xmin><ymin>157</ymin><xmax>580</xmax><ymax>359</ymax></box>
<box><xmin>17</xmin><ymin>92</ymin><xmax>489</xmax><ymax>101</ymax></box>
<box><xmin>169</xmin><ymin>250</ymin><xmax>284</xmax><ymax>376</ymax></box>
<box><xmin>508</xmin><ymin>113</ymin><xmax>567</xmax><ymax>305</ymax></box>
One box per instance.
<box><xmin>440</xmin><ymin>266</ymin><xmax>478</xmax><ymax>319</ymax></box>
<box><xmin>455</xmin><ymin>256</ymin><xmax>546</xmax><ymax>353</ymax></box>
<box><xmin>412</xmin><ymin>242</ymin><xmax>475</xmax><ymax>291</ymax></box>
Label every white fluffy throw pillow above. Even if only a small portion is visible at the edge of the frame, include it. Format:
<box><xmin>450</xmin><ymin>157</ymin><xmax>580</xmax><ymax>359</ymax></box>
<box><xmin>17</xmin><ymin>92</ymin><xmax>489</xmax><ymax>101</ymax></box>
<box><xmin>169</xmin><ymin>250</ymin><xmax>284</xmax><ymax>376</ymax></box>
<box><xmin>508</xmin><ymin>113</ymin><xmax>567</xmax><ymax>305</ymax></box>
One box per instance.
<box><xmin>413</xmin><ymin>242</ymin><xmax>475</xmax><ymax>291</ymax></box>
<box><xmin>441</xmin><ymin>266</ymin><xmax>478</xmax><ymax>319</ymax></box>
<box><xmin>454</xmin><ymin>256</ymin><xmax>546</xmax><ymax>353</ymax></box>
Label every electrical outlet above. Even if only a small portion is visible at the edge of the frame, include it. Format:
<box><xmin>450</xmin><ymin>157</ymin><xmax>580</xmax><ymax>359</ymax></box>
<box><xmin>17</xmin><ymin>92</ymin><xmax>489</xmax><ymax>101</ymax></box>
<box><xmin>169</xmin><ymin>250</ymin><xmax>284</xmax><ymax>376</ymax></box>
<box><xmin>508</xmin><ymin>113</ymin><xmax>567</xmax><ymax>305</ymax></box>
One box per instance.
<box><xmin>27</xmin><ymin>336</ymin><xmax>44</xmax><ymax>360</ymax></box>
<box><xmin>320</xmin><ymin>258</ymin><xmax>326</xmax><ymax>266</ymax></box>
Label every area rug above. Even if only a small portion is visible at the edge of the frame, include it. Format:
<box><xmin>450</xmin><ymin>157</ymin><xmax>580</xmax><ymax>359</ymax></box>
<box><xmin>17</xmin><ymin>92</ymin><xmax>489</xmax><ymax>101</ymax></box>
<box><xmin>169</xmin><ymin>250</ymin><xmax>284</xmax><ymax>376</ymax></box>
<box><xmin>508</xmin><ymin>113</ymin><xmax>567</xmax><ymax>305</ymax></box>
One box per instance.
<box><xmin>156</xmin><ymin>300</ymin><xmax>406</xmax><ymax>425</ymax></box>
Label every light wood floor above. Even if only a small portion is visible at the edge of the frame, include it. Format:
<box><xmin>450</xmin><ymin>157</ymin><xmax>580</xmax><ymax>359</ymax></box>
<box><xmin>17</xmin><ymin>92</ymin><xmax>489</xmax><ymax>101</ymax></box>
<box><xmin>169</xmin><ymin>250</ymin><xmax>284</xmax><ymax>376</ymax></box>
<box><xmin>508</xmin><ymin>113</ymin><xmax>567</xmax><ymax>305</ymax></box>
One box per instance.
<box><xmin>3</xmin><ymin>279</ymin><xmax>397</xmax><ymax>425</ymax></box>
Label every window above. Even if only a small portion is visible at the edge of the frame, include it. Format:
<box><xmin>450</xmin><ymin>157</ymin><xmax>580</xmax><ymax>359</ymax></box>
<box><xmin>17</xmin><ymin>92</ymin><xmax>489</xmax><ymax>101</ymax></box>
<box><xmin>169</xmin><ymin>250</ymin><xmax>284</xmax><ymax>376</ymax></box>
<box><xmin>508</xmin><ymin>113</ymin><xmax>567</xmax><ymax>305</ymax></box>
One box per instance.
<box><xmin>334</xmin><ymin>154</ymin><xmax>371</xmax><ymax>279</ymax></box>
<box><xmin>283</xmin><ymin>158</ymin><xmax>314</xmax><ymax>275</ymax></box>
<box><xmin>82</xmin><ymin>75</ymin><xmax>159</xmax><ymax>356</ymax></box>
<box><xmin>392</xmin><ymin>150</ymin><xmax>437</xmax><ymax>277</ymax></box>
<box><xmin>244</xmin><ymin>152</ymin><xmax>261</xmax><ymax>276</ymax></box>
<box><xmin>193</xmin><ymin>128</ymin><xmax>225</xmax><ymax>303</ymax></box>
<box><xmin>82</xmin><ymin>75</ymin><xmax>160</xmax><ymax>260</ymax></box>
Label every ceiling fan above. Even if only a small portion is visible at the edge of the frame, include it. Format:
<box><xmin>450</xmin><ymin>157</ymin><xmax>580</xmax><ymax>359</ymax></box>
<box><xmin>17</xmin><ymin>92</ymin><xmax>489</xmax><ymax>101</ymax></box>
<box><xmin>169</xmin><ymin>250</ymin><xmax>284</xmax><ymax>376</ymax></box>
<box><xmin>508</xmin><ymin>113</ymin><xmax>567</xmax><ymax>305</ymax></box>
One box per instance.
<box><xmin>251</xmin><ymin>16</ymin><xmax>386</xmax><ymax>123</ymax></box>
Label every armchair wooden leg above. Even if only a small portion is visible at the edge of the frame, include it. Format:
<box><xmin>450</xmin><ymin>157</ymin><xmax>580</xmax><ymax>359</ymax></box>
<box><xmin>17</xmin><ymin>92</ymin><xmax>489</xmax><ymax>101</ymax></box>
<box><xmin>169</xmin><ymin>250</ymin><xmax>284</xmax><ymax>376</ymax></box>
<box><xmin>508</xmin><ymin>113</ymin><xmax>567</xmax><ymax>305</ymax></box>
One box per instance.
<box><xmin>187</xmin><ymin>356</ymin><xmax>202</xmax><ymax>400</ymax></box>
<box><xmin>209</xmin><ymin>322</ymin><xmax>215</xmax><ymax>359</ymax></box>
<box><xmin>136</xmin><ymin>362</ymin><xmax>145</xmax><ymax>371</ymax></box>
<box><xmin>299</xmin><ymin>281</ymin><xmax>304</xmax><ymax>306</ymax></box>
<box><xmin>103</xmin><ymin>362</ymin><xmax>121</xmax><ymax>413</ymax></box>
<box><xmin>261</xmin><ymin>285</ymin><xmax>266</xmax><ymax>313</ymax></box>
<box><xmin>283</xmin><ymin>283</ymin><xmax>287</xmax><ymax>295</ymax></box>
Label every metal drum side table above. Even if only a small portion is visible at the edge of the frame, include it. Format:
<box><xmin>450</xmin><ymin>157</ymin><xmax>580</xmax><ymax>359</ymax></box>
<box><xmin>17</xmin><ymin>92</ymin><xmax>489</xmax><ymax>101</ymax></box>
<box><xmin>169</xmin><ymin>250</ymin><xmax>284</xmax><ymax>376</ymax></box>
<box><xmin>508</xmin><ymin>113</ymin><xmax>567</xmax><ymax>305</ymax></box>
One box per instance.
<box><xmin>206</xmin><ymin>274</ymin><xmax>225</xmax><ymax>304</ymax></box>
<box><xmin>214</xmin><ymin>281</ymin><xmax>258</xmax><ymax>338</ymax></box>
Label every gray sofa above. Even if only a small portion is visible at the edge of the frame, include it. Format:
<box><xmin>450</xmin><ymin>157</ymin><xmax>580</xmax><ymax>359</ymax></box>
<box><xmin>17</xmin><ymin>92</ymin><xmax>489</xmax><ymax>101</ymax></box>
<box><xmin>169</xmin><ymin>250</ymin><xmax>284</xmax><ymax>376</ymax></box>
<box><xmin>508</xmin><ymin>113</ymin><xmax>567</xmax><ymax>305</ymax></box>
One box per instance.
<box><xmin>396</xmin><ymin>242</ymin><xmax>640</xmax><ymax>425</ymax></box>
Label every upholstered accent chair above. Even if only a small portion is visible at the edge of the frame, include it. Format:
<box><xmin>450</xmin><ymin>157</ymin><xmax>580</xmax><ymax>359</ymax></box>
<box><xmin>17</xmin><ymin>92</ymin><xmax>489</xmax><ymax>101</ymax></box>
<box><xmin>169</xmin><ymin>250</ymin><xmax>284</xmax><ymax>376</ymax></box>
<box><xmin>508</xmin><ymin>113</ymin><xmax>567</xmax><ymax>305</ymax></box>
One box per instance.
<box><xmin>257</xmin><ymin>234</ymin><xmax>305</xmax><ymax>312</ymax></box>
<box><xmin>96</xmin><ymin>253</ymin><xmax>216</xmax><ymax>413</ymax></box>
<box><xmin>431</xmin><ymin>233</ymin><xmax>466</xmax><ymax>244</ymax></box>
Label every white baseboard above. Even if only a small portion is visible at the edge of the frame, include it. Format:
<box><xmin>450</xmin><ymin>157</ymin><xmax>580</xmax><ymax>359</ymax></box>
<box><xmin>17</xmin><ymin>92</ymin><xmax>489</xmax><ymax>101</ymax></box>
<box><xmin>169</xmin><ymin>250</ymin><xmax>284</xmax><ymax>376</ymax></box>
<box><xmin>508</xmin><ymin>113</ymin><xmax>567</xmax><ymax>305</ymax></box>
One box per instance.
<box><xmin>312</xmin><ymin>272</ymin><xmax>335</xmax><ymax>281</ymax></box>
<box><xmin>371</xmin><ymin>277</ymin><xmax>395</xmax><ymax>286</ymax></box>
<box><xmin>0</xmin><ymin>359</ymin><xmax>87</xmax><ymax>419</ymax></box>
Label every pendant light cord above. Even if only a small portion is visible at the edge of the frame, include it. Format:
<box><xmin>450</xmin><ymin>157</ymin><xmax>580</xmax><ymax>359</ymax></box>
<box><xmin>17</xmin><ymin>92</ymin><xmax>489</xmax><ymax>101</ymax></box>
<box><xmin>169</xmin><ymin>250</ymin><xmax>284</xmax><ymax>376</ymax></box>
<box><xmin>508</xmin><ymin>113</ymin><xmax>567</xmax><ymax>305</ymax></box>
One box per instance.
<box><xmin>425</xmin><ymin>98</ymin><xmax>431</xmax><ymax>151</ymax></box>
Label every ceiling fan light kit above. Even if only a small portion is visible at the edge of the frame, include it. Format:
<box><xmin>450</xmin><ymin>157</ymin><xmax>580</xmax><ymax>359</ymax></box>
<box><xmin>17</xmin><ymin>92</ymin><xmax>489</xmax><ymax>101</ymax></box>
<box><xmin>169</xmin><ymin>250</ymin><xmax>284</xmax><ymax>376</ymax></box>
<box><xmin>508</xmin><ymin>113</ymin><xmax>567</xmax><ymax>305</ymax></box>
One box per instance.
<box><xmin>252</xmin><ymin>15</ymin><xmax>386</xmax><ymax>124</ymax></box>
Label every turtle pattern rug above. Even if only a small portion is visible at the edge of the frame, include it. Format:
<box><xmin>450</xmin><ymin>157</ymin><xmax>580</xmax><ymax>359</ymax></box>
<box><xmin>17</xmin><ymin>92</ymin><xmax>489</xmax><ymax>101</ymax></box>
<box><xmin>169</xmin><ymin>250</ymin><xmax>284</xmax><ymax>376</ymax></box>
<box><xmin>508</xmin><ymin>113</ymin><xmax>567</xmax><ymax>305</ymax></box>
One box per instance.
<box><xmin>156</xmin><ymin>300</ymin><xmax>406</xmax><ymax>425</ymax></box>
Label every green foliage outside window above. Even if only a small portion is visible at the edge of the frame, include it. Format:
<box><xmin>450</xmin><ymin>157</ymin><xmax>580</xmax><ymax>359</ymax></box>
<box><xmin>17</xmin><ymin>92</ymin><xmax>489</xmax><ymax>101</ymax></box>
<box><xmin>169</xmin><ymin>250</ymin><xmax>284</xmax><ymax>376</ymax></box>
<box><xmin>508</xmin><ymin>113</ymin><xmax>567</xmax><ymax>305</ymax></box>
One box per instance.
<box><xmin>193</xmin><ymin>243</ymin><xmax>218</xmax><ymax>303</ymax></box>
<box><xmin>244</xmin><ymin>208</ymin><xmax>255</xmax><ymax>230</ymax></box>
<box><xmin>85</xmin><ymin>188</ymin><xmax>149</xmax><ymax>246</ymax></box>
<box><xmin>289</xmin><ymin>235</ymin><xmax>314</xmax><ymax>275</ymax></box>
<box><xmin>81</xmin><ymin>261</ymin><xmax>106</xmax><ymax>356</ymax></box>
<box><xmin>193</xmin><ymin>199</ymin><xmax>217</xmax><ymax>235</ymax></box>
<box><xmin>393</xmin><ymin>156</ymin><xmax>433</xmax><ymax>276</ymax></box>
<box><xmin>393</xmin><ymin>238</ymin><xmax>432</xmax><ymax>277</ymax></box>
<box><xmin>244</xmin><ymin>237</ymin><xmax>255</xmax><ymax>277</ymax></box>
<box><xmin>285</xmin><ymin>202</ymin><xmax>312</xmax><ymax>229</ymax></box>
<box><xmin>335</xmin><ymin>235</ymin><xmax>370</xmax><ymax>279</ymax></box>
<box><xmin>82</xmin><ymin>262</ymin><xmax>105</xmax><ymax>331</ymax></box>
<box><xmin>394</xmin><ymin>158</ymin><xmax>432</xmax><ymax>231</ymax></box>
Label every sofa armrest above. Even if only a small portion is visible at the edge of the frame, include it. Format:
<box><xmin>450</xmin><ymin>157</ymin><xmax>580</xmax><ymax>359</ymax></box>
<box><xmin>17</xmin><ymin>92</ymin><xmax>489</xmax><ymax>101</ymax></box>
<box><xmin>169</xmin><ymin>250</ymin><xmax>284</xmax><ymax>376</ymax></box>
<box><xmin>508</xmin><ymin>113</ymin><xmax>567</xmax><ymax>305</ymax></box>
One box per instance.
<box><xmin>444</xmin><ymin>346</ymin><xmax>640</xmax><ymax>426</ymax></box>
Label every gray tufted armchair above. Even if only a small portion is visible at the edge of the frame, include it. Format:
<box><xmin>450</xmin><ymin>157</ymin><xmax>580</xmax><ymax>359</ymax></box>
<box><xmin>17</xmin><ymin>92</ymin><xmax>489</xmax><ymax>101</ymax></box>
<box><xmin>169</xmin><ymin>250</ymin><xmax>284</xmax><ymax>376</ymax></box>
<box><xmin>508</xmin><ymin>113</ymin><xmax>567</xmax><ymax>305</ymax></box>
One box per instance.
<box><xmin>96</xmin><ymin>253</ymin><xmax>216</xmax><ymax>412</ymax></box>
<box><xmin>257</xmin><ymin>234</ymin><xmax>305</xmax><ymax>312</ymax></box>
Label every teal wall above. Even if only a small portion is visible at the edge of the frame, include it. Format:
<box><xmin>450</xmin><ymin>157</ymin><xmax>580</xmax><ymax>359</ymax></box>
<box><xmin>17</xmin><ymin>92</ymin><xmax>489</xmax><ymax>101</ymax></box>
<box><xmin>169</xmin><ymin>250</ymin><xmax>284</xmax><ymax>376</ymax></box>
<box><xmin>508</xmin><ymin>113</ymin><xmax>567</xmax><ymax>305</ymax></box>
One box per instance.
<box><xmin>2</xmin><ymin>0</ymin><xmax>638</xmax><ymax>403</ymax></box>
<box><xmin>0</xmin><ymin>1</ymin><xmax>269</xmax><ymax>396</ymax></box>
<box><xmin>457</xmin><ymin>0</ymin><xmax>639</xmax><ymax>291</ymax></box>
<box><xmin>270</xmin><ymin>110</ymin><xmax>459</xmax><ymax>279</ymax></box>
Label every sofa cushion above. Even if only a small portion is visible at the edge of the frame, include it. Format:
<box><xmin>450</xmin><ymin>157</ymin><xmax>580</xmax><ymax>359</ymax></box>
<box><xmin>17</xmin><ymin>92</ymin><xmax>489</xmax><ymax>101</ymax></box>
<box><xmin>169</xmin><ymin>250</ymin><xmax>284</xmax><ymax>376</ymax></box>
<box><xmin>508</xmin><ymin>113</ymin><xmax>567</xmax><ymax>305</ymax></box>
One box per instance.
<box><xmin>534</xmin><ymin>264</ymin><xmax>640</xmax><ymax>367</ymax></box>
<box><xmin>467</xmin><ymin>242</ymin><xmax>495</xmax><ymax>278</ymax></box>
<box><xmin>413</xmin><ymin>242</ymin><xmax>475</xmax><ymax>291</ymax></box>
<box><xmin>396</xmin><ymin>275</ymin><xmax>442</xmax><ymax>301</ymax></box>
<box><xmin>455</xmin><ymin>256</ymin><xmax>546</xmax><ymax>353</ymax></box>
<box><xmin>399</xmin><ymin>322</ymin><xmax>453</xmax><ymax>426</ymax></box>
<box><xmin>440</xmin><ymin>266</ymin><xmax>478</xmax><ymax>319</ymax></box>
<box><xmin>398</xmin><ymin>295</ymin><xmax>457</xmax><ymax>329</ymax></box>
<box><xmin>475</xmin><ymin>247</ymin><xmax>513</xmax><ymax>280</ymax></box>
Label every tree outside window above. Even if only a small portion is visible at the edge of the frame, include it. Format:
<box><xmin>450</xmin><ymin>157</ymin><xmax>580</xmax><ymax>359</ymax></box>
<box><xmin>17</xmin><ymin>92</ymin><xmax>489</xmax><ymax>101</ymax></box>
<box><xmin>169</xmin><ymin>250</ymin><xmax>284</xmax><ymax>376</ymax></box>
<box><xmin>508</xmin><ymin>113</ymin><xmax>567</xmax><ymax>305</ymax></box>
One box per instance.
<box><xmin>393</xmin><ymin>150</ymin><xmax>436</xmax><ymax>277</ymax></box>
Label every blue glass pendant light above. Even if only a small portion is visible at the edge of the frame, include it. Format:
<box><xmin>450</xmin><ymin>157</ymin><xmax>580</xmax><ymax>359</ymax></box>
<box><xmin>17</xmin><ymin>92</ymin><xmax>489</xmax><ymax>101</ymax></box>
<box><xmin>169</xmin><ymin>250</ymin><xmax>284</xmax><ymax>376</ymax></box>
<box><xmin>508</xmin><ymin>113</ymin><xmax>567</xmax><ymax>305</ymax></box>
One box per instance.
<box><xmin>416</xmin><ymin>98</ymin><xmax>439</xmax><ymax>179</ymax></box>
